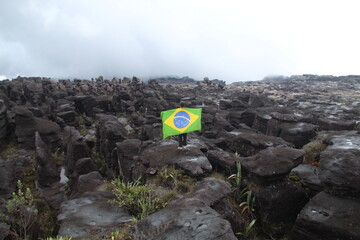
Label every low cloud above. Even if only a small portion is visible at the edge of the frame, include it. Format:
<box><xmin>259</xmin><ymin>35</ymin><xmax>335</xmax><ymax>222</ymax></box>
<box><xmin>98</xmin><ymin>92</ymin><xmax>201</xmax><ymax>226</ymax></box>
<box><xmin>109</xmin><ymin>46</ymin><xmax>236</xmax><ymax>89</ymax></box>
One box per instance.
<box><xmin>1</xmin><ymin>0</ymin><xmax>359</xmax><ymax>82</ymax></box>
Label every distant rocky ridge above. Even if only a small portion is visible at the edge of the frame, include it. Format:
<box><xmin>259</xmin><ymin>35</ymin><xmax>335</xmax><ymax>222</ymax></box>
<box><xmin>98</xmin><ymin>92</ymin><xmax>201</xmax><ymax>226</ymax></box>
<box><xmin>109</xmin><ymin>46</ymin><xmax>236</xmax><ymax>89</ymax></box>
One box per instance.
<box><xmin>0</xmin><ymin>74</ymin><xmax>359</xmax><ymax>239</ymax></box>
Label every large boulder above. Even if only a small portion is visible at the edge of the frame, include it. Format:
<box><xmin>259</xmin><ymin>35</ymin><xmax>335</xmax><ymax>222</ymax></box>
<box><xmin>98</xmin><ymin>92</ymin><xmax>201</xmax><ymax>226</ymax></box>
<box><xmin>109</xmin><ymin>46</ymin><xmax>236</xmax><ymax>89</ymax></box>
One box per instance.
<box><xmin>14</xmin><ymin>106</ymin><xmax>61</xmax><ymax>149</ymax></box>
<box><xmin>58</xmin><ymin>191</ymin><xmax>131</xmax><ymax>239</ymax></box>
<box><xmin>206</xmin><ymin>150</ymin><xmax>237</xmax><ymax>174</ymax></box>
<box><xmin>291</xmin><ymin>164</ymin><xmax>323</xmax><ymax>196</ymax></box>
<box><xmin>140</xmin><ymin>140</ymin><xmax>212</xmax><ymax>176</ymax></box>
<box><xmin>98</xmin><ymin>120</ymin><xmax>127</xmax><ymax>169</ymax></box>
<box><xmin>133</xmin><ymin>178</ymin><xmax>237</xmax><ymax>240</ymax></box>
<box><xmin>35</xmin><ymin>132</ymin><xmax>60</xmax><ymax>187</ymax></box>
<box><xmin>250</xmin><ymin>179</ymin><xmax>308</xmax><ymax>223</ymax></box>
<box><xmin>317</xmin><ymin>117</ymin><xmax>356</xmax><ymax>131</ymax></box>
<box><xmin>266</xmin><ymin>115</ymin><xmax>318</xmax><ymax>148</ymax></box>
<box><xmin>292</xmin><ymin>191</ymin><xmax>360</xmax><ymax>240</ymax></box>
<box><xmin>228</xmin><ymin>109</ymin><xmax>256</xmax><ymax>128</ymax></box>
<box><xmin>116</xmin><ymin>139</ymin><xmax>142</xmax><ymax>182</ymax></box>
<box><xmin>226</xmin><ymin>132</ymin><xmax>292</xmax><ymax>157</ymax></box>
<box><xmin>239</xmin><ymin>147</ymin><xmax>305</xmax><ymax>182</ymax></box>
<box><xmin>133</xmin><ymin>201</ymin><xmax>237</xmax><ymax>240</ymax></box>
<box><xmin>74</xmin><ymin>96</ymin><xmax>97</xmax><ymax>117</ymax></box>
<box><xmin>319</xmin><ymin>131</ymin><xmax>360</xmax><ymax>198</ymax></box>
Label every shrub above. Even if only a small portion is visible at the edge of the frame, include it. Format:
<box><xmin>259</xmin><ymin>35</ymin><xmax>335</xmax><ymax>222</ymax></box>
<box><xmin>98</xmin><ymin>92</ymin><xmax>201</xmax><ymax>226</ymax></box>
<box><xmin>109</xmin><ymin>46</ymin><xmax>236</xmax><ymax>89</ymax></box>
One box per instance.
<box><xmin>5</xmin><ymin>180</ymin><xmax>38</xmax><ymax>240</ymax></box>
<box><xmin>110</xmin><ymin>179</ymin><xmax>166</xmax><ymax>220</ymax></box>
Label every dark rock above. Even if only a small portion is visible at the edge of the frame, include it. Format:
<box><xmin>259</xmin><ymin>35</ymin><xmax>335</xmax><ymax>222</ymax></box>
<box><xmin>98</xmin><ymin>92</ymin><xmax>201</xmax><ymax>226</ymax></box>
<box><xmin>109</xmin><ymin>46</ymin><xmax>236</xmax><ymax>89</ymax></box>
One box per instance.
<box><xmin>291</xmin><ymin>164</ymin><xmax>322</xmax><ymax>196</ymax></box>
<box><xmin>63</xmin><ymin>126</ymin><xmax>91</xmax><ymax>176</ymax></box>
<box><xmin>228</xmin><ymin>109</ymin><xmax>256</xmax><ymax>128</ymax></box>
<box><xmin>140</xmin><ymin>140</ymin><xmax>212</xmax><ymax>176</ymax></box>
<box><xmin>292</xmin><ymin>192</ymin><xmax>360</xmax><ymax>240</ymax></box>
<box><xmin>75</xmin><ymin>158</ymin><xmax>98</xmax><ymax>176</ymax></box>
<box><xmin>319</xmin><ymin>132</ymin><xmax>360</xmax><ymax>197</ymax></box>
<box><xmin>35</xmin><ymin>132</ymin><xmax>60</xmax><ymax>187</ymax></box>
<box><xmin>186</xmin><ymin>177</ymin><xmax>232</xmax><ymax>205</ymax></box>
<box><xmin>226</xmin><ymin>132</ymin><xmax>292</xmax><ymax>157</ymax></box>
<box><xmin>57</xmin><ymin>111</ymin><xmax>77</xmax><ymax>126</ymax></box>
<box><xmin>134</xmin><ymin>200</ymin><xmax>237</xmax><ymax>240</ymax></box>
<box><xmin>75</xmin><ymin>171</ymin><xmax>104</xmax><ymax>196</ymax></box>
<box><xmin>239</xmin><ymin>147</ymin><xmax>304</xmax><ymax>181</ymax></box>
<box><xmin>14</xmin><ymin>106</ymin><xmax>61</xmax><ymax>149</ymax></box>
<box><xmin>116</xmin><ymin>139</ymin><xmax>142</xmax><ymax>182</ymax></box>
<box><xmin>213</xmin><ymin>112</ymin><xmax>234</xmax><ymax>132</ymax></box>
<box><xmin>252</xmin><ymin>113</ymin><xmax>271</xmax><ymax>134</ymax></box>
<box><xmin>266</xmin><ymin>118</ymin><xmax>318</xmax><ymax>148</ymax></box>
<box><xmin>250</xmin><ymin>179</ymin><xmax>308</xmax><ymax>223</ymax></box>
<box><xmin>74</xmin><ymin>96</ymin><xmax>97</xmax><ymax>117</ymax></box>
<box><xmin>39</xmin><ymin>182</ymin><xmax>67</xmax><ymax>210</ymax></box>
<box><xmin>206</xmin><ymin>150</ymin><xmax>237</xmax><ymax>174</ymax></box>
<box><xmin>98</xmin><ymin>120</ymin><xmax>127</xmax><ymax>169</ymax></box>
<box><xmin>318</xmin><ymin>117</ymin><xmax>356</xmax><ymax>130</ymax></box>
<box><xmin>58</xmin><ymin>191</ymin><xmax>131</xmax><ymax>239</ymax></box>
<box><xmin>212</xmin><ymin>198</ymin><xmax>245</xmax><ymax>236</ymax></box>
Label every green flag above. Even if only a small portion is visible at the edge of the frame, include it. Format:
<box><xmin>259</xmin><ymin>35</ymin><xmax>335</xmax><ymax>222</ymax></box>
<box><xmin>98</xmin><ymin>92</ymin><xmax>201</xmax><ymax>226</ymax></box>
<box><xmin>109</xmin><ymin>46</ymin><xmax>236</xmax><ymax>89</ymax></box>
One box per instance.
<box><xmin>161</xmin><ymin>108</ymin><xmax>202</xmax><ymax>139</ymax></box>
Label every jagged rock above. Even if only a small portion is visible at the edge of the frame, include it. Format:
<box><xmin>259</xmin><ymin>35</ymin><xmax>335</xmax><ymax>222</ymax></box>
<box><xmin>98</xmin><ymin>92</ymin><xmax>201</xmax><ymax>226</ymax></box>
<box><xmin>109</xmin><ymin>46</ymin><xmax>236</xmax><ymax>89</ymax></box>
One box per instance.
<box><xmin>292</xmin><ymin>191</ymin><xmax>360</xmax><ymax>240</ymax></box>
<box><xmin>228</xmin><ymin>109</ymin><xmax>256</xmax><ymax>128</ymax></box>
<box><xmin>186</xmin><ymin>177</ymin><xmax>231</xmax><ymax>205</ymax></box>
<box><xmin>134</xmin><ymin>178</ymin><xmax>236</xmax><ymax>240</ymax></box>
<box><xmin>239</xmin><ymin>147</ymin><xmax>305</xmax><ymax>181</ymax></box>
<box><xmin>213</xmin><ymin>112</ymin><xmax>234</xmax><ymax>132</ymax></box>
<box><xmin>0</xmin><ymin>99</ymin><xmax>7</xmax><ymax>145</ymax></box>
<box><xmin>63</xmin><ymin>126</ymin><xmax>91</xmax><ymax>176</ymax></box>
<box><xmin>250</xmin><ymin>179</ymin><xmax>308</xmax><ymax>223</ymax></box>
<box><xmin>206</xmin><ymin>150</ymin><xmax>237</xmax><ymax>174</ymax></box>
<box><xmin>140</xmin><ymin>140</ymin><xmax>212</xmax><ymax>176</ymax></box>
<box><xmin>225</xmin><ymin>132</ymin><xmax>292</xmax><ymax>157</ymax></box>
<box><xmin>319</xmin><ymin>131</ymin><xmax>360</xmax><ymax>198</ymax></box>
<box><xmin>57</xmin><ymin>110</ymin><xmax>77</xmax><ymax>126</ymax></box>
<box><xmin>291</xmin><ymin>164</ymin><xmax>322</xmax><ymax>196</ymax></box>
<box><xmin>252</xmin><ymin>113</ymin><xmax>271</xmax><ymax>134</ymax></box>
<box><xmin>266</xmin><ymin>114</ymin><xmax>318</xmax><ymax>148</ymax></box>
<box><xmin>74</xmin><ymin>96</ymin><xmax>97</xmax><ymax>117</ymax></box>
<box><xmin>212</xmin><ymin>198</ymin><xmax>245</xmax><ymax>236</ymax></box>
<box><xmin>75</xmin><ymin>158</ymin><xmax>98</xmax><ymax>176</ymax></box>
<box><xmin>116</xmin><ymin>139</ymin><xmax>142</xmax><ymax>182</ymax></box>
<box><xmin>98</xmin><ymin>120</ymin><xmax>127</xmax><ymax>169</ymax></box>
<box><xmin>318</xmin><ymin>117</ymin><xmax>356</xmax><ymax>130</ymax></box>
<box><xmin>39</xmin><ymin>182</ymin><xmax>67</xmax><ymax>210</ymax></box>
<box><xmin>75</xmin><ymin>171</ymin><xmax>104</xmax><ymax>196</ymax></box>
<box><xmin>35</xmin><ymin>132</ymin><xmax>60</xmax><ymax>187</ymax></box>
<box><xmin>14</xmin><ymin>106</ymin><xmax>61</xmax><ymax>149</ymax></box>
<box><xmin>58</xmin><ymin>191</ymin><xmax>131</xmax><ymax>239</ymax></box>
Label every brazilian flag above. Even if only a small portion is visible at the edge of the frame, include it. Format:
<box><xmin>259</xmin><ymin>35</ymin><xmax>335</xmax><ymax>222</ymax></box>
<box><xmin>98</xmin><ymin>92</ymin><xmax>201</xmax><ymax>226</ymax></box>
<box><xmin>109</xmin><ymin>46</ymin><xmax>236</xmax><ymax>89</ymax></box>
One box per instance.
<box><xmin>161</xmin><ymin>108</ymin><xmax>202</xmax><ymax>139</ymax></box>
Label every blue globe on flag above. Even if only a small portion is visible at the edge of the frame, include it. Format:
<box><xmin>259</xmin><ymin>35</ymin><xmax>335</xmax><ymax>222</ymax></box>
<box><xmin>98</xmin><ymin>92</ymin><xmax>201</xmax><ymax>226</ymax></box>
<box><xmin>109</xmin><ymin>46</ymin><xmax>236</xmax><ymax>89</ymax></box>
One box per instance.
<box><xmin>174</xmin><ymin>111</ymin><xmax>190</xmax><ymax>129</ymax></box>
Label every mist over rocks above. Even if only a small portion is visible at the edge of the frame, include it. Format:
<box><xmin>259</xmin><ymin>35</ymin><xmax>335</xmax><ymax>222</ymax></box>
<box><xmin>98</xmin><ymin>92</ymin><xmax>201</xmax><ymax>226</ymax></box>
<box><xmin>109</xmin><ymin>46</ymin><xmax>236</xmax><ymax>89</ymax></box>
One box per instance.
<box><xmin>0</xmin><ymin>74</ymin><xmax>359</xmax><ymax>239</ymax></box>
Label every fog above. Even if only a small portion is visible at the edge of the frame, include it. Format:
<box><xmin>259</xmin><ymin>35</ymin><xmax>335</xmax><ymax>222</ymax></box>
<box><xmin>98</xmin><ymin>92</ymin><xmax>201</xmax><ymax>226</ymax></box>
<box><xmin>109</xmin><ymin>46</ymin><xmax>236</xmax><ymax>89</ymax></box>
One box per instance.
<box><xmin>1</xmin><ymin>0</ymin><xmax>360</xmax><ymax>82</ymax></box>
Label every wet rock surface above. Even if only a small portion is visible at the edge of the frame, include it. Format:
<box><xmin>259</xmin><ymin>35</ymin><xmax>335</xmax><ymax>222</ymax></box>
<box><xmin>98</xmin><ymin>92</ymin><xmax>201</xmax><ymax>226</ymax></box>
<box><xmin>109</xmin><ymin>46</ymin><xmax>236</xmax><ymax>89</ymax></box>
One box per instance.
<box><xmin>292</xmin><ymin>191</ymin><xmax>360</xmax><ymax>240</ymax></box>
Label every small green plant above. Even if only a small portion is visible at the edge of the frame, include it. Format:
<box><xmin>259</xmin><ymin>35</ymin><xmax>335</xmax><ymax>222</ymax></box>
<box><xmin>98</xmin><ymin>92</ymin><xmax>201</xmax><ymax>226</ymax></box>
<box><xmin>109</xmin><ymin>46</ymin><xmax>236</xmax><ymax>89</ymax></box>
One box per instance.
<box><xmin>228</xmin><ymin>162</ymin><xmax>242</xmax><ymax>188</ymax></box>
<box><xmin>237</xmin><ymin>219</ymin><xmax>256</xmax><ymax>239</ymax></box>
<box><xmin>239</xmin><ymin>189</ymin><xmax>256</xmax><ymax>218</ymax></box>
<box><xmin>110</xmin><ymin>178</ymin><xmax>167</xmax><ymax>220</ymax></box>
<box><xmin>44</xmin><ymin>236</ymin><xmax>72</xmax><ymax>240</ymax></box>
<box><xmin>5</xmin><ymin>180</ymin><xmax>38</xmax><ymax>240</ymax></box>
<box><xmin>156</xmin><ymin>166</ymin><xmax>185</xmax><ymax>188</ymax></box>
<box><xmin>0</xmin><ymin>141</ymin><xmax>18</xmax><ymax>159</ymax></box>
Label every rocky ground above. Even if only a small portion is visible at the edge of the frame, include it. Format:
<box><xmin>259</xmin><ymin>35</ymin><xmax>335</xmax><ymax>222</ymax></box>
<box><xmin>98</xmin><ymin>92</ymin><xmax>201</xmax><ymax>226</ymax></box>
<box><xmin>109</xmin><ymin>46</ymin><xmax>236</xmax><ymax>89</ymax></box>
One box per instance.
<box><xmin>0</xmin><ymin>75</ymin><xmax>359</xmax><ymax>240</ymax></box>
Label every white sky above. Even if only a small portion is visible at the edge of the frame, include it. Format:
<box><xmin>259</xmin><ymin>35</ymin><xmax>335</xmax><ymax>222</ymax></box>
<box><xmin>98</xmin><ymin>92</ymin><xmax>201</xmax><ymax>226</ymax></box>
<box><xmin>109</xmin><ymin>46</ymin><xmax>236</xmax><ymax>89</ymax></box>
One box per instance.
<box><xmin>0</xmin><ymin>0</ymin><xmax>359</xmax><ymax>82</ymax></box>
